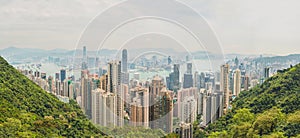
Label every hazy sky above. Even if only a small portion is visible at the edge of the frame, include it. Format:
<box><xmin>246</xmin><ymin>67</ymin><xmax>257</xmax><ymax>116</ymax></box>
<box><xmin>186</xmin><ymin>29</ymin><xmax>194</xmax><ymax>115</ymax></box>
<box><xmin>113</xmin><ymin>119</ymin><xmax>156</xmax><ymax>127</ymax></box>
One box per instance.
<box><xmin>0</xmin><ymin>0</ymin><xmax>300</xmax><ymax>55</ymax></box>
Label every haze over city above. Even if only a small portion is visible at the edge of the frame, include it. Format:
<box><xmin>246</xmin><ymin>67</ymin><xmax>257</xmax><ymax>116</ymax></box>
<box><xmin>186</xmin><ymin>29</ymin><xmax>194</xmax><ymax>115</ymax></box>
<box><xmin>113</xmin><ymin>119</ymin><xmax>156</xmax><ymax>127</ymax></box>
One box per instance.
<box><xmin>1</xmin><ymin>0</ymin><xmax>300</xmax><ymax>55</ymax></box>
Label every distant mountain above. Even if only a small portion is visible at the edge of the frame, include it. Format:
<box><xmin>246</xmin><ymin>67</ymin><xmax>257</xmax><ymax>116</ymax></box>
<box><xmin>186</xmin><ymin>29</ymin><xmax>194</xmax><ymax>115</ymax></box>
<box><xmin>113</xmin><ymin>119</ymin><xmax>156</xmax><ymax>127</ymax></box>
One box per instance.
<box><xmin>0</xmin><ymin>56</ymin><xmax>105</xmax><ymax>137</ymax></box>
<box><xmin>204</xmin><ymin>64</ymin><xmax>300</xmax><ymax>137</ymax></box>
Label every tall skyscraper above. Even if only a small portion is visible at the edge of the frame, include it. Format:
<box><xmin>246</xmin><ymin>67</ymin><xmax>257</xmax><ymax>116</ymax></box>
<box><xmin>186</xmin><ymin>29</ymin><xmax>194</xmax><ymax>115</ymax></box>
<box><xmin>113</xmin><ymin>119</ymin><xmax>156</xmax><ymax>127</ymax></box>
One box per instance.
<box><xmin>183</xmin><ymin>63</ymin><xmax>193</xmax><ymax>88</ymax></box>
<box><xmin>233</xmin><ymin>69</ymin><xmax>241</xmax><ymax>96</ymax></box>
<box><xmin>60</xmin><ymin>69</ymin><xmax>66</xmax><ymax>82</ymax></box>
<box><xmin>167</xmin><ymin>64</ymin><xmax>180</xmax><ymax>92</ymax></box>
<box><xmin>107</xmin><ymin>60</ymin><xmax>123</xmax><ymax>126</ymax></box>
<box><xmin>80</xmin><ymin>70</ymin><xmax>93</xmax><ymax>119</ymax></box>
<box><xmin>220</xmin><ymin>64</ymin><xmax>230</xmax><ymax>110</ymax></box>
<box><xmin>82</xmin><ymin>46</ymin><xmax>88</xmax><ymax>70</ymax></box>
<box><xmin>122</xmin><ymin>49</ymin><xmax>128</xmax><ymax>73</ymax></box>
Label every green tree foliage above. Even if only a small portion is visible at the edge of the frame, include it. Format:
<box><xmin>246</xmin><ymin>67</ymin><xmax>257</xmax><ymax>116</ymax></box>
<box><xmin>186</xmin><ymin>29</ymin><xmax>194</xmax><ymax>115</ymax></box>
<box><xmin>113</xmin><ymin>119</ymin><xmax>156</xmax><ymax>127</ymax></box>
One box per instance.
<box><xmin>206</xmin><ymin>64</ymin><xmax>300</xmax><ymax>137</ymax></box>
<box><xmin>0</xmin><ymin>57</ymin><xmax>105</xmax><ymax>137</ymax></box>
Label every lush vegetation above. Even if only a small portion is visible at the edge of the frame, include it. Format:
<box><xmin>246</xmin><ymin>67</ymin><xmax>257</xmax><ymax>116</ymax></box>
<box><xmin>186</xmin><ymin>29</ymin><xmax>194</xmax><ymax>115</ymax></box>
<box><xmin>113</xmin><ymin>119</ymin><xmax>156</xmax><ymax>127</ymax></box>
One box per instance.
<box><xmin>97</xmin><ymin>125</ymin><xmax>173</xmax><ymax>137</ymax></box>
<box><xmin>205</xmin><ymin>64</ymin><xmax>300</xmax><ymax>137</ymax></box>
<box><xmin>0</xmin><ymin>56</ymin><xmax>105</xmax><ymax>137</ymax></box>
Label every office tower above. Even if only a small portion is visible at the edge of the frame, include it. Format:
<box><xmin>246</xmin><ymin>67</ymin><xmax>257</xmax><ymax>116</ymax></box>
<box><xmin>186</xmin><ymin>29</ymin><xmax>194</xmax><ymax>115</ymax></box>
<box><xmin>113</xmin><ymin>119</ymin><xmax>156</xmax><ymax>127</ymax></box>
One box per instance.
<box><xmin>167</xmin><ymin>64</ymin><xmax>180</xmax><ymax>92</ymax></box>
<box><xmin>179</xmin><ymin>123</ymin><xmax>193</xmax><ymax>138</ymax></box>
<box><xmin>92</xmin><ymin>89</ymin><xmax>117</xmax><ymax>126</ymax></box>
<box><xmin>180</xmin><ymin>96</ymin><xmax>197</xmax><ymax>123</ymax></box>
<box><xmin>186</xmin><ymin>63</ymin><xmax>192</xmax><ymax>74</ymax></box>
<box><xmin>173</xmin><ymin>64</ymin><xmax>180</xmax><ymax>92</ymax></box>
<box><xmin>183</xmin><ymin>63</ymin><xmax>193</xmax><ymax>88</ymax></box>
<box><xmin>82</xmin><ymin>46</ymin><xmax>88</xmax><ymax>70</ymax></box>
<box><xmin>233</xmin><ymin>69</ymin><xmax>241</xmax><ymax>96</ymax></box>
<box><xmin>244</xmin><ymin>76</ymin><xmax>250</xmax><ymax>91</ymax></box>
<box><xmin>60</xmin><ymin>69</ymin><xmax>66</xmax><ymax>82</ymax></box>
<box><xmin>199</xmin><ymin>72</ymin><xmax>205</xmax><ymax>88</ymax></box>
<box><xmin>193</xmin><ymin>71</ymin><xmax>200</xmax><ymax>89</ymax></box>
<box><xmin>122</xmin><ymin>49</ymin><xmax>128</xmax><ymax>73</ymax></box>
<box><xmin>220</xmin><ymin>64</ymin><xmax>230</xmax><ymax>110</ymax></box>
<box><xmin>55</xmin><ymin>73</ymin><xmax>60</xmax><ymax>81</ymax></box>
<box><xmin>183</xmin><ymin>74</ymin><xmax>193</xmax><ymax>88</ymax></box>
<box><xmin>107</xmin><ymin>60</ymin><xmax>123</xmax><ymax>126</ymax></box>
<box><xmin>130</xmin><ymin>87</ymin><xmax>149</xmax><ymax>127</ymax></box>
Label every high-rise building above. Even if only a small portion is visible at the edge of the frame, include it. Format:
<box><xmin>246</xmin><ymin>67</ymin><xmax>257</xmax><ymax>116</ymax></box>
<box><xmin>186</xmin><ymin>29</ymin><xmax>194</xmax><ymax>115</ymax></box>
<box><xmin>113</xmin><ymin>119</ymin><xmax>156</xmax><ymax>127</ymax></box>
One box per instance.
<box><xmin>220</xmin><ymin>64</ymin><xmax>230</xmax><ymax>110</ymax></box>
<box><xmin>80</xmin><ymin>70</ymin><xmax>93</xmax><ymax>119</ymax></box>
<box><xmin>167</xmin><ymin>64</ymin><xmax>180</xmax><ymax>92</ymax></box>
<box><xmin>244</xmin><ymin>76</ymin><xmax>250</xmax><ymax>91</ymax></box>
<box><xmin>92</xmin><ymin>89</ymin><xmax>117</xmax><ymax>126</ymax></box>
<box><xmin>107</xmin><ymin>60</ymin><xmax>123</xmax><ymax>126</ymax></box>
<box><xmin>60</xmin><ymin>69</ymin><xmax>66</xmax><ymax>82</ymax></box>
<box><xmin>82</xmin><ymin>46</ymin><xmax>88</xmax><ymax>70</ymax></box>
<box><xmin>183</xmin><ymin>74</ymin><xmax>193</xmax><ymax>88</ymax></box>
<box><xmin>130</xmin><ymin>87</ymin><xmax>149</xmax><ymax>127</ymax></box>
<box><xmin>180</xmin><ymin>96</ymin><xmax>197</xmax><ymax>123</ymax></box>
<box><xmin>264</xmin><ymin>67</ymin><xmax>270</xmax><ymax>79</ymax></box>
<box><xmin>122</xmin><ymin>49</ymin><xmax>128</xmax><ymax>73</ymax></box>
<box><xmin>233</xmin><ymin>69</ymin><xmax>241</xmax><ymax>96</ymax></box>
<box><xmin>149</xmin><ymin>76</ymin><xmax>173</xmax><ymax>133</ymax></box>
<box><xmin>55</xmin><ymin>73</ymin><xmax>60</xmax><ymax>81</ymax></box>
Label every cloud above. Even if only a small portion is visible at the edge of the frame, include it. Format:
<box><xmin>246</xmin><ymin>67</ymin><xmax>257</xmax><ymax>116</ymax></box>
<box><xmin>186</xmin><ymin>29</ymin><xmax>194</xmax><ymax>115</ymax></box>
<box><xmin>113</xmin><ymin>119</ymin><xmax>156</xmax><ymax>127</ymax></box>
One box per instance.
<box><xmin>0</xmin><ymin>0</ymin><xmax>299</xmax><ymax>55</ymax></box>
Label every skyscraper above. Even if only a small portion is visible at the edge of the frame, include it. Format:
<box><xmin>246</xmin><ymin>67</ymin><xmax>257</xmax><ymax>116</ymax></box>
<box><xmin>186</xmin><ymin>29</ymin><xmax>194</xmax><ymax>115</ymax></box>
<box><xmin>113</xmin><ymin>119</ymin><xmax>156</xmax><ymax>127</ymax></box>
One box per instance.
<box><xmin>107</xmin><ymin>60</ymin><xmax>123</xmax><ymax>126</ymax></box>
<box><xmin>60</xmin><ymin>69</ymin><xmax>66</xmax><ymax>82</ymax></box>
<box><xmin>220</xmin><ymin>64</ymin><xmax>230</xmax><ymax>110</ymax></box>
<box><xmin>82</xmin><ymin>46</ymin><xmax>88</xmax><ymax>70</ymax></box>
<box><xmin>149</xmin><ymin>76</ymin><xmax>173</xmax><ymax>133</ymax></box>
<box><xmin>187</xmin><ymin>63</ymin><xmax>192</xmax><ymax>74</ymax></box>
<box><xmin>233</xmin><ymin>69</ymin><xmax>241</xmax><ymax>96</ymax></box>
<box><xmin>130</xmin><ymin>87</ymin><xmax>149</xmax><ymax>127</ymax></box>
<box><xmin>122</xmin><ymin>49</ymin><xmax>128</xmax><ymax>73</ymax></box>
<box><xmin>92</xmin><ymin>89</ymin><xmax>117</xmax><ymax>126</ymax></box>
<box><xmin>183</xmin><ymin>63</ymin><xmax>193</xmax><ymax>88</ymax></box>
<box><xmin>80</xmin><ymin>70</ymin><xmax>93</xmax><ymax>119</ymax></box>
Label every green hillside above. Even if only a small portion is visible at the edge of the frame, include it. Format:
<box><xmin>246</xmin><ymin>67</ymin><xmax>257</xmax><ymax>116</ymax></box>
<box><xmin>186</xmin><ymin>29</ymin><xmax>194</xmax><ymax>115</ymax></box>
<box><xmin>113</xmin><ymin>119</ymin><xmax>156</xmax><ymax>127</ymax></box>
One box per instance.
<box><xmin>0</xmin><ymin>56</ymin><xmax>105</xmax><ymax>137</ymax></box>
<box><xmin>205</xmin><ymin>64</ymin><xmax>300</xmax><ymax>137</ymax></box>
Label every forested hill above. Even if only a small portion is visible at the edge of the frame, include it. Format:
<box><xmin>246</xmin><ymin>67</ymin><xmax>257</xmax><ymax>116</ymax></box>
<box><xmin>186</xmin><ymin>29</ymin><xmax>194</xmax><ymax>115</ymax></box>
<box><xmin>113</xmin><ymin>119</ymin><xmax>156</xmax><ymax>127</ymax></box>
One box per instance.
<box><xmin>0</xmin><ymin>56</ymin><xmax>105</xmax><ymax>137</ymax></box>
<box><xmin>206</xmin><ymin>63</ymin><xmax>300</xmax><ymax>138</ymax></box>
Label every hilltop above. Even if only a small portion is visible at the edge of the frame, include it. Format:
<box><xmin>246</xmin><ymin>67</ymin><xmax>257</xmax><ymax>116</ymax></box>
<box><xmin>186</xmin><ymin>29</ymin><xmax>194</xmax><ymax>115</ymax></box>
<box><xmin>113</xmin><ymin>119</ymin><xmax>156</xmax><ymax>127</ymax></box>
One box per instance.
<box><xmin>204</xmin><ymin>64</ymin><xmax>300</xmax><ymax>137</ymax></box>
<box><xmin>0</xmin><ymin>56</ymin><xmax>105</xmax><ymax>137</ymax></box>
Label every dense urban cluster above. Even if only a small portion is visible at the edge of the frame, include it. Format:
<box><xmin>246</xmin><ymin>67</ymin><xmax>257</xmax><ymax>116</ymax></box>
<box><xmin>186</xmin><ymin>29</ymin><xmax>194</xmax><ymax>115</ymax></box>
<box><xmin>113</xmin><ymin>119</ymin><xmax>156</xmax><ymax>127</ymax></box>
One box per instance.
<box><xmin>17</xmin><ymin>47</ymin><xmax>299</xmax><ymax>137</ymax></box>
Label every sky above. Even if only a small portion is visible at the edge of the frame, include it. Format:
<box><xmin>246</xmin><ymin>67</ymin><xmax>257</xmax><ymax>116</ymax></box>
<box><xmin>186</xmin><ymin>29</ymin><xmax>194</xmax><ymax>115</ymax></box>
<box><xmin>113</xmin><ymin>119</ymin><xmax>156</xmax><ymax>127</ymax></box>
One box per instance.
<box><xmin>0</xmin><ymin>0</ymin><xmax>300</xmax><ymax>55</ymax></box>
